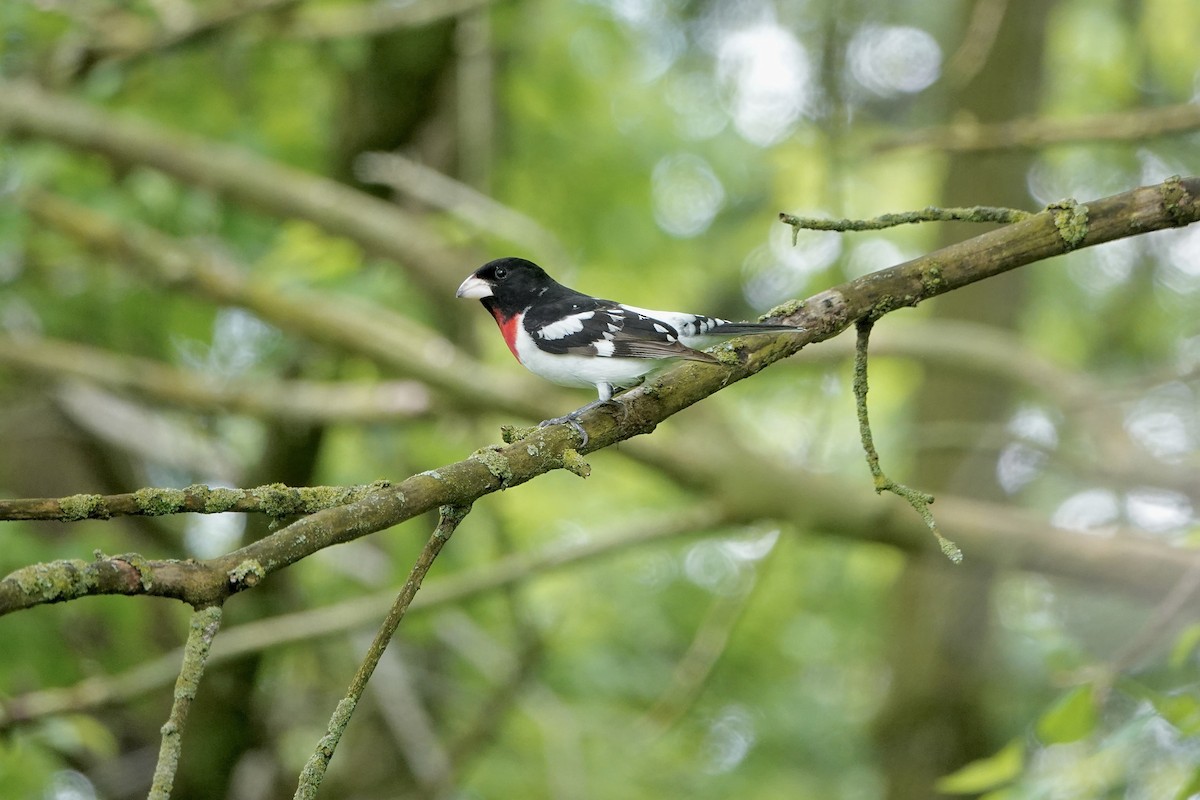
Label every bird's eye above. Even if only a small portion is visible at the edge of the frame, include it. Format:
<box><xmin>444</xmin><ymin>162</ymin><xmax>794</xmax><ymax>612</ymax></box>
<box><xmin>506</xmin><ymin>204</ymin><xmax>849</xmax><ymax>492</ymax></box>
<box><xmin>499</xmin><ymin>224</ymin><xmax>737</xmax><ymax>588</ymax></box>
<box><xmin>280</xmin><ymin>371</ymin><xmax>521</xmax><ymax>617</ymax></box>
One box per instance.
<box><xmin>494</xmin><ymin>266</ymin><xmax>508</xmax><ymax>280</ymax></box>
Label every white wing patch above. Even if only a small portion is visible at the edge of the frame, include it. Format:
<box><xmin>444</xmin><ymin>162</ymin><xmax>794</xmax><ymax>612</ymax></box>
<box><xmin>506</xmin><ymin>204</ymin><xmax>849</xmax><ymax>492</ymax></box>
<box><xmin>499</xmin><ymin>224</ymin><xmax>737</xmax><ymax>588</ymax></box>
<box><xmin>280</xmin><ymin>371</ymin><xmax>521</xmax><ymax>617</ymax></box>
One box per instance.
<box><xmin>536</xmin><ymin>311</ymin><xmax>595</xmax><ymax>340</ymax></box>
<box><xmin>592</xmin><ymin>339</ymin><xmax>615</xmax><ymax>357</ymax></box>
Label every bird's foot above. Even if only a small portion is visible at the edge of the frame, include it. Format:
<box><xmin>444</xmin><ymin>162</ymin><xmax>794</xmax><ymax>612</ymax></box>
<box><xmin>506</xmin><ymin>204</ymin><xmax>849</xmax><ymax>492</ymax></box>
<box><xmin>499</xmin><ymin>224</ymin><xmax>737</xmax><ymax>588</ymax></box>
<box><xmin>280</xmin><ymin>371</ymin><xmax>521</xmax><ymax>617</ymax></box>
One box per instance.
<box><xmin>539</xmin><ymin>412</ymin><xmax>590</xmax><ymax>447</ymax></box>
<box><xmin>538</xmin><ymin>397</ymin><xmax>625</xmax><ymax>448</ymax></box>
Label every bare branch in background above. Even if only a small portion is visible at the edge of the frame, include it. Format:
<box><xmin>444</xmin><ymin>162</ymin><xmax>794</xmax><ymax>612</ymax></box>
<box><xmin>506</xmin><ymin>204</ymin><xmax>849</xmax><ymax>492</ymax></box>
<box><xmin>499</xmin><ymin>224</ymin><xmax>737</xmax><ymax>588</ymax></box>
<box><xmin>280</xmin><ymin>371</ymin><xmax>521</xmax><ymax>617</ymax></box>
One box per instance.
<box><xmin>0</xmin><ymin>335</ymin><xmax>431</xmax><ymax>423</ymax></box>
<box><xmin>0</xmin><ymin>80</ymin><xmax>466</xmax><ymax>296</ymax></box>
<box><xmin>357</xmin><ymin>151</ymin><xmax>575</xmax><ymax>270</ymax></box>
<box><xmin>945</xmin><ymin>0</ymin><xmax>1010</xmax><ymax>88</ymax></box>
<box><xmin>286</xmin><ymin>0</ymin><xmax>495</xmax><ymax>40</ymax></box>
<box><xmin>874</xmin><ymin>103</ymin><xmax>1200</xmax><ymax>154</ymax></box>
<box><xmin>18</xmin><ymin>189</ymin><xmax>563</xmax><ymax>420</ymax></box>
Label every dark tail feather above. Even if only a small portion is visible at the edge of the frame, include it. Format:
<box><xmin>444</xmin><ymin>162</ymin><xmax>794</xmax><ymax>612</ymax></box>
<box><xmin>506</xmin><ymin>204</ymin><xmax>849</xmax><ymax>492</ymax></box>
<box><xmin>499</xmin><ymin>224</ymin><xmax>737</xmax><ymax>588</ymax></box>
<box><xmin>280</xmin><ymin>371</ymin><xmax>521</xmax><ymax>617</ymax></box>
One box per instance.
<box><xmin>710</xmin><ymin>322</ymin><xmax>802</xmax><ymax>335</ymax></box>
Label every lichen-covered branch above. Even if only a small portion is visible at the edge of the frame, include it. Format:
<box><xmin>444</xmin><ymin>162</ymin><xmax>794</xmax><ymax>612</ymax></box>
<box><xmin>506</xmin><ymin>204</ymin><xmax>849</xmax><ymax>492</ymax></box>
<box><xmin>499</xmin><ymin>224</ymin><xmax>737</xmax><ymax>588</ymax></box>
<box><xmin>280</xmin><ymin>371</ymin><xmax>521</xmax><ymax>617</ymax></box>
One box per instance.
<box><xmin>294</xmin><ymin>504</ymin><xmax>470</xmax><ymax>799</ymax></box>
<box><xmin>779</xmin><ymin>205</ymin><xmax>1030</xmax><ymax>237</ymax></box>
<box><xmin>0</xmin><ymin>481</ymin><xmax>394</xmax><ymax>522</ymax></box>
<box><xmin>147</xmin><ymin>606</ymin><xmax>224</xmax><ymax>800</ymax></box>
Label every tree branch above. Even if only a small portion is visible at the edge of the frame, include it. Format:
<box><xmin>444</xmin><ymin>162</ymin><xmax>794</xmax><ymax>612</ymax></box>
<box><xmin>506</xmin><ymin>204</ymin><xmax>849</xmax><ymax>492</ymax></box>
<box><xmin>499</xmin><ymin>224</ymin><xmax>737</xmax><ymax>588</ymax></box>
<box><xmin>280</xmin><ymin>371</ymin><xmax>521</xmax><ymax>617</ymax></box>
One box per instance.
<box><xmin>356</xmin><ymin>150</ymin><xmax>574</xmax><ymax>270</ymax></box>
<box><xmin>0</xmin><ymin>506</ymin><xmax>722</xmax><ymax>730</ymax></box>
<box><xmin>19</xmin><ymin>189</ymin><xmax>565</xmax><ymax>420</ymax></box>
<box><xmin>0</xmin><ymin>481</ymin><xmax>393</xmax><ymax>522</ymax></box>
<box><xmin>779</xmin><ymin>204</ymin><xmax>1030</xmax><ymax>235</ymax></box>
<box><xmin>285</xmin><ymin>0</ymin><xmax>495</xmax><ymax>40</ymax></box>
<box><xmin>0</xmin><ymin>79</ymin><xmax>464</xmax><ymax>296</ymax></box>
<box><xmin>853</xmin><ymin>319</ymin><xmax>960</xmax><ymax>562</ymax></box>
<box><xmin>294</xmin><ymin>504</ymin><xmax>470</xmax><ymax>799</ymax></box>
<box><xmin>873</xmin><ymin>103</ymin><xmax>1200</xmax><ymax>154</ymax></box>
<box><xmin>0</xmin><ymin>336</ymin><xmax>431</xmax><ymax>424</ymax></box>
<box><xmin>147</xmin><ymin>606</ymin><xmax>224</xmax><ymax>800</ymax></box>
<box><xmin>0</xmin><ymin>178</ymin><xmax>1196</xmax><ymax>616</ymax></box>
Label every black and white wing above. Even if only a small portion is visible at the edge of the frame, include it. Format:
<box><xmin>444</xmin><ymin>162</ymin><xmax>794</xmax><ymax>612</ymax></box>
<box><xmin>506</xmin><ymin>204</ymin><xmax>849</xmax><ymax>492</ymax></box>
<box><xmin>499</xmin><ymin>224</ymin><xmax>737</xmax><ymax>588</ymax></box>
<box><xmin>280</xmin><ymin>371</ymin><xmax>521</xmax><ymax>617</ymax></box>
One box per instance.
<box><xmin>523</xmin><ymin>300</ymin><xmax>719</xmax><ymax>363</ymax></box>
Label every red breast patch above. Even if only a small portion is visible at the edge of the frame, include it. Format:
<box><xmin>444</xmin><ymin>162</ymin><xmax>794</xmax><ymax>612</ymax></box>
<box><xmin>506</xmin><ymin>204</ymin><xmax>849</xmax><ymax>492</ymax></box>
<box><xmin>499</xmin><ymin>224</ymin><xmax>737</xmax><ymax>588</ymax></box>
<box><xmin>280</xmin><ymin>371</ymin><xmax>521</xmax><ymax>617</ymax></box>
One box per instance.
<box><xmin>490</xmin><ymin>310</ymin><xmax>522</xmax><ymax>363</ymax></box>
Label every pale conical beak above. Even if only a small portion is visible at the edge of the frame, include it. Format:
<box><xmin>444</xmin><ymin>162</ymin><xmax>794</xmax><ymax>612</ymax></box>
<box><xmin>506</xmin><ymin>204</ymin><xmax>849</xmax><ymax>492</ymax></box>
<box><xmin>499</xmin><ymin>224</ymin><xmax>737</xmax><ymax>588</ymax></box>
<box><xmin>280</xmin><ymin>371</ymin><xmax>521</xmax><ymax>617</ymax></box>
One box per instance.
<box><xmin>456</xmin><ymin>275</ymin><xmax>493</xmax><ymax>299</ymax></box>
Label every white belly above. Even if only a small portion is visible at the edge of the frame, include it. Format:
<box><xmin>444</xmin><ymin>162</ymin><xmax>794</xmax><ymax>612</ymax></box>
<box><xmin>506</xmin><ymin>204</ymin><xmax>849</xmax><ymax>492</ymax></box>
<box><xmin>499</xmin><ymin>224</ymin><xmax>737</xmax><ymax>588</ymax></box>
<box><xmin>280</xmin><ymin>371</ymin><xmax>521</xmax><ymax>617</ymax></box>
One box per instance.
<box><xmin>514</xmin><ymin>334</ymin><xmax>660</xmax><ymax>392</ymax></box>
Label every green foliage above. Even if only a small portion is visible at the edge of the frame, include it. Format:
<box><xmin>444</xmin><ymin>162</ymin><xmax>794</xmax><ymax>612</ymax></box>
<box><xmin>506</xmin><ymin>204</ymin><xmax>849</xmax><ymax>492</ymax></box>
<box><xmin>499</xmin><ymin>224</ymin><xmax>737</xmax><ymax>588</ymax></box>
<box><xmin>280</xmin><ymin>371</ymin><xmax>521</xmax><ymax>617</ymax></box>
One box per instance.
<box><xmin>1036</xmin><ymin>684</ymin><xmax>1098</xmax><ymax>744</ymax></box>
<box><xmin>936</xmin><ymin>738</ymin><xmax>1024</xmax><ymax>795</ymax></box>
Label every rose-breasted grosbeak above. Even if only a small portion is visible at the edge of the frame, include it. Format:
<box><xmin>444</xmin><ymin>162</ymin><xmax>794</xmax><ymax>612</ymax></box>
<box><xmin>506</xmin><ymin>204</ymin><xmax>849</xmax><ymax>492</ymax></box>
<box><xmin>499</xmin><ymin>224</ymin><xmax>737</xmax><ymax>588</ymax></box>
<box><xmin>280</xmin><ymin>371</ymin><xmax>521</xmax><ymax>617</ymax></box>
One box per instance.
<box><xmin>457</xmin><ymin>257</ymin><xmax>801</xmax><ymax>444</ymax></box>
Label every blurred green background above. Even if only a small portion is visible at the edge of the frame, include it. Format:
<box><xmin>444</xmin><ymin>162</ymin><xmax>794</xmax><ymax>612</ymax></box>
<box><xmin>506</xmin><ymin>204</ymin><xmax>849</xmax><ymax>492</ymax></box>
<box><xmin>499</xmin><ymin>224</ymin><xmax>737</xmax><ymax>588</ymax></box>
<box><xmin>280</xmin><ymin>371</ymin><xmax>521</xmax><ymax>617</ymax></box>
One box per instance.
<box><xmin>1</xmin><ymin>0</ymin><xmax>1199</xmax><ymax>798</ymax></box>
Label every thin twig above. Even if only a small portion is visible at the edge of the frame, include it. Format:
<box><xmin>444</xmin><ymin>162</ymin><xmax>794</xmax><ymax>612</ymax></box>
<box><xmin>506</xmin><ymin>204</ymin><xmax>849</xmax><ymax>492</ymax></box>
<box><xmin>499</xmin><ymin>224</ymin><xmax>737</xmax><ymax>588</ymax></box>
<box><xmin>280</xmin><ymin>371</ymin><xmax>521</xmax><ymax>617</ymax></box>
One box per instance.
<box><xmin>147</xmin><ymin>605</ymin><xmax>224</xmax><ymax>800</ymax></box>
<box><xmin>853</xmin><ymin>319</ymin><xmax>962</xmax><ymax>563</ymax></box>
<box><xmin>294</xmin><ymin>504</ymin><xmax>471</xmax><ymax>799</ymax></box>
<box><xmin>1085</xmin><ymin>560</ymin><xmax>1200</xmax><ymax>705</ymax></box>
<box><xmin>779</xmin><ymin>205</ymin><xmax>1030</xmax><ymax>242</ymax></box>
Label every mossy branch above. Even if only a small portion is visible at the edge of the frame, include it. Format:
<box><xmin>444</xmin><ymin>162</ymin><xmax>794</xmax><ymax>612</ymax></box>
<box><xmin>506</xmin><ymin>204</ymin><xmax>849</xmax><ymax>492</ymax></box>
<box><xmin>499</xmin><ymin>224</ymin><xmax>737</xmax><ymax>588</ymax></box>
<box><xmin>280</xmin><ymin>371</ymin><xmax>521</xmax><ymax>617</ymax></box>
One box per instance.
<box><xmin>147</xmin><ymin>605</ymin><xmax>224</xmax><ymax>800</ymax></box>
<box><xmin>294</xmin><ymin>504</ymin><xmax>470</xmax><ymax>799</ymax></box>
<box><xmin>0</xmin><ymin>481</ymin><xmax>395</xmax><ymax>522</ymax></box>
<box><xmin>853</xmin><ymin>319</ymin><xmax>961</xmax><ymax>563</ymax></box>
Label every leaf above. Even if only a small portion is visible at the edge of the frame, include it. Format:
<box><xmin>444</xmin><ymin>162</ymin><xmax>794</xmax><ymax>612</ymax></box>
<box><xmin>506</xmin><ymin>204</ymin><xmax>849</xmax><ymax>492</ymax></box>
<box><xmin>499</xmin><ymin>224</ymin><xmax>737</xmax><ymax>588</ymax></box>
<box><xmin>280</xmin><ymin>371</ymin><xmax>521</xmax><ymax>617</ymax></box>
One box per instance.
<box><xmin>1169</xmin><ymin>623</ymin><xmax>1200</xmax><ymax>671</ymax></box>
<box><xmin>1036</xmin><ymin>684</ymin><xmax>1097</xmax><ymax>744</ymax></box>
<box><xmin>935</xmin><ymin>738</ymin><xmax>1024</xmax><ymax>795</ymax></box>
<box><xmin>1121</xmin><ymin>678</ymin><xmax>1200</xmax><ymax>737</ymax></box>
<box><xmin>1173</xmin><ymin>765</ymin><xmax>1200</xmax><ymax>800</ymax></box>
<box><xmin>1151</xmin><ymin>692</ymin><xmax>1200</xmax><ymax>737</ymax></box>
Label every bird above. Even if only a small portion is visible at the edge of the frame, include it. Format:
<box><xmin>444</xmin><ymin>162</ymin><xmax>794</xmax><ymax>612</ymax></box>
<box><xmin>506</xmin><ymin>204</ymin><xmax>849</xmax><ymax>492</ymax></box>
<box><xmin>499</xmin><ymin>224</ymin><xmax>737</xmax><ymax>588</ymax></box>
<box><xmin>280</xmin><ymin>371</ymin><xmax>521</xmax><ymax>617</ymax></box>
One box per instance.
<box><xmin>456</xmin><ymin>257</ymin><xmax>802</xmax><ymax>445</ymax></box>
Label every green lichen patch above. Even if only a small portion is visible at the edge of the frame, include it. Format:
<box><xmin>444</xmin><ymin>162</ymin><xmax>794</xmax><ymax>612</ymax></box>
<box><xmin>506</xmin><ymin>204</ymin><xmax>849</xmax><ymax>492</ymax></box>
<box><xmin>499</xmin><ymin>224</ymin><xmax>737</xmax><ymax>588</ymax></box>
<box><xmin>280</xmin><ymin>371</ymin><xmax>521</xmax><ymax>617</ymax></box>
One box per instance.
<box><xmin>202</xmin><ymin>487</ymin><xmax>243</xmax><ymax>514</ymax></box>
<box><xmin>252</xmin><ymin>483</ymin><xmax>302</xmax><ymax>519</ymax></box>
<box><xmin>297</xmin><ymin>486</ymin><xmax>350</xmax><ymax>514</ymax></box>
<box><xmin>1047</xmin><ymin>199</ymin><xmax>1089</xmax><ymax>250</ymax></box>
<box><xmin>310</xmin><ymin>480</ymin><xmax>392</xmax><ymax>512</ymax></box>
<box><xmin>13</xmin><ymin>559</ymin><xmax>94</xmax><ymax>601</ymax></box>
<box><xmin>470</xmin><ymin>447</ymin><xmax>513</xmax><ymax>487</ymax></box>
<box><xmin>710</xmin><ymin>343</ymin><xmax>743</xmax><ymax>366</ymax></box>
<box><xmin>116</xmin><ymin>553</ymin><xmax>154</xmax><ymax>590</ymax></box>
<box><xmin>1161</xmin><ymin>175</ymin><xmax>1192</xmax><ymax>226</ymax></box>
<box><xmin>760</xmin><ymin>298</ymin><xmax>804</xmax><ymax>321</ymax></box>
<box><xmin>920</xmin><ymin>263</ymin><xmax>945</xmax><ymax>297</ymax></box>
<box><xmin>58</xmin><ymin>494</ymin><xmax>107</xmax><ymax>521</ymax></box>
<box><xmin>134</xmin><ymin>487</ymin><xmax>187</xmax><ymax>516</ymax></box>
<box><xmin>561</xmin><ymin>449</ymin><xmax>591</xmax><ymax>479</ymax></box>
<box><xmin>501</xmin><ymin>424</ymin><xmax>537</xmax><ymax>444</ymax></box>
<box><xmin>870</xmin><ymin>294</ymin><xmax>900</xmax><ymax>319</ymax></box>
<box><xmin>227</xmin><ymin>559</ymin><xmax>265</xmax><ymax>589</ymax></box>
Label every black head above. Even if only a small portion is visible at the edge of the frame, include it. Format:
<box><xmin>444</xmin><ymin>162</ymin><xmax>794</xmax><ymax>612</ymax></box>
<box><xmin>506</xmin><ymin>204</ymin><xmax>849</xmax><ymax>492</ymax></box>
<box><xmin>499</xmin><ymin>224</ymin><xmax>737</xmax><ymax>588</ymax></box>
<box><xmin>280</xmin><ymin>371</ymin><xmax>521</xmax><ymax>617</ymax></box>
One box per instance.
<box><xmin>455</xmin><ymin>257</ymin><xmax>565</xmax><ymax>313</ymax></box>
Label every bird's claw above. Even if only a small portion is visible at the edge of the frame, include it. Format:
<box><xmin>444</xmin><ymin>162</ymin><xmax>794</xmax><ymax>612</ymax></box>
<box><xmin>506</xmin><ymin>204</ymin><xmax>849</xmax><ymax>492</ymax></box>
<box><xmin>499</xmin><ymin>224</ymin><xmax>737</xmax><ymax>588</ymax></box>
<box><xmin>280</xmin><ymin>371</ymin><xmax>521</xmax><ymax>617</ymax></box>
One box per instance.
<box><xmin>539</xmin><ymin>414</ymin><xmax>589</xmax><ymax>448</ymax></box>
